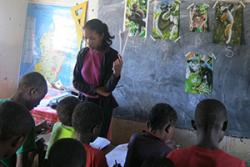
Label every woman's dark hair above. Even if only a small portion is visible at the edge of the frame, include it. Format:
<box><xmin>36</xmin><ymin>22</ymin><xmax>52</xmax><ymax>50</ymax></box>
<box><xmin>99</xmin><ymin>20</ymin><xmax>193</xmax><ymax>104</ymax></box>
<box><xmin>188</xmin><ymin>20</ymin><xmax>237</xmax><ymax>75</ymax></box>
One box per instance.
<box><xmin>83</xmin><ymin>19</ymin><xmax>114</xmax><ymax>48</ymax></box>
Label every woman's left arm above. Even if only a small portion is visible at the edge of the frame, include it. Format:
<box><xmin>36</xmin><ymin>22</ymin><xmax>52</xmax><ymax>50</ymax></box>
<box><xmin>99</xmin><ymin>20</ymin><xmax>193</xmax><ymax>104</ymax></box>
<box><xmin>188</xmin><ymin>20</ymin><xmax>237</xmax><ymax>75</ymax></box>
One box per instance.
<box><xmin>103</xmin><ymin>55</ymin><xmax>123</xmax><ymax>93</ymax></box>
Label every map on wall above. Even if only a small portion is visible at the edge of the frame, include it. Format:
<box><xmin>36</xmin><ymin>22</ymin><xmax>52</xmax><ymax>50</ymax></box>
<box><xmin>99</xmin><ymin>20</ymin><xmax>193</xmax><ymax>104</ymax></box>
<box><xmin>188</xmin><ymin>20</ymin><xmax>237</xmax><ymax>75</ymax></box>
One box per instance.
<box><xmin>20</xmin><ymin>3</ymin><xmax>79</xmax><ymax>87</ymax></box>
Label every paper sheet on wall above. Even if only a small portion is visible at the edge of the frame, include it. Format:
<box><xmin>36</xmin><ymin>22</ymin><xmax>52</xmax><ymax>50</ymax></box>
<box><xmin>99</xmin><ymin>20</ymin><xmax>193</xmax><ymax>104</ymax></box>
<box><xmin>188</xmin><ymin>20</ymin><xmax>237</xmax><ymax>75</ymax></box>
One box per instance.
<box><xmin>185</xmin><ymin>51</ymin><xmax>214</xmax><ymax>94</ymax></box>
<box><xmin>189</xmin><ymin>3</ymin><xmax>209</xmax><ymax>32</ymax></box>
<box><xmin>124</xmin><ymin>0</ymin><xmax>149</xmax><ymax>38</ymax></box>
<box><xmin>213</xmin><ymin>2</ymin><xmax>243</xmax><ymax>45</ymax></box>
<box><xmin>152</xmin><ymin>0</ymin><xmax>180</xmax><ymax>40</ymax></box>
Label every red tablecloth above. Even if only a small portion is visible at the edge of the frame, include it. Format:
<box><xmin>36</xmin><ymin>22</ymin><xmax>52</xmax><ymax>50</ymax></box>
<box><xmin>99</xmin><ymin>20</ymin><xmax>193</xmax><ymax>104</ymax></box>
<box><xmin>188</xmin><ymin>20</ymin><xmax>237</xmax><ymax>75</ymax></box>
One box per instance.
<box><xmin>31</xmin><ymin>106</ymin><xmax>58</xmax><ymax>125</ymax></box>
<box><xmin>31</xmin><ymin>88</ymin><xmax>62</xmax><ymax>125</ymax></box>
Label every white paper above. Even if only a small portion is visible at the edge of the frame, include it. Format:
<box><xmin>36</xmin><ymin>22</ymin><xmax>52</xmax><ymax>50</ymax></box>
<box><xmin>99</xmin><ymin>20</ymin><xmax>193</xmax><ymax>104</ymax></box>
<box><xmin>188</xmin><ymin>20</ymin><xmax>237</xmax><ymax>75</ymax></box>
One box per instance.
<box><xmin>90</xmin><ymin>137</ymin><xmax>111</xmax><ymax>150</ymax></box>
<box><xmin>106</xmin><ymin>143</ymin><xmax>128</xmax><ymax>167</ymax></box>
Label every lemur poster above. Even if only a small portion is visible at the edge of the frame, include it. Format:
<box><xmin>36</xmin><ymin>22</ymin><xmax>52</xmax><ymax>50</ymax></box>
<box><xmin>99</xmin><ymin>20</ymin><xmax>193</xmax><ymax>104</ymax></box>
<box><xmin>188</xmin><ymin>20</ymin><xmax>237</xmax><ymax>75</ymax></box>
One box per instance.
<box><xmin>189</xmin><ymin>3</ymin><xmax>209</xmax><ymax>32</ymax></box>
<box><xmin>185</xmin><ymin>52</ymin><xmax>214</xmax><ymax>94</ymax></box>
<box><xmin>124</xmin><ymin>0</ymin><xmax>149</xmax><ymax>38</ymax></box>
<box><xmin>152</xmin><ymin>0</ymin><xmax>180</xmax><ymax>40</ymax></box>
<box><xmin>213</xmin><ymin>2</ymin><xmax>243</xmax><ymax>45</ymax></box>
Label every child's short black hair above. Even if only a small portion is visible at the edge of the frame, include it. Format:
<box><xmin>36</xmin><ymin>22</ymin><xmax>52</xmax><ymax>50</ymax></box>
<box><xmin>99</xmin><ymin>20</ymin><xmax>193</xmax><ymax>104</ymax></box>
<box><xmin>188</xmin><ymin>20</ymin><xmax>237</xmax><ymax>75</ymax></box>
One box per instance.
<box><xmin>48</xmin><ymin>138</ymin><xmax>86</xmax><ymax>167</ymax></box>
<box><xmin>56</xmin><ymin>96</ymin><xmax>80</xmax><ymax>126</ymax></box>
<box><xmin>0</xmin><ymin>101</ymin><xmax>35</xmax><ymax>141</ymax></box>
<box><xmin>148</xmin><ymin>103</ymin><xmax>177</xmax><ymax>131</ymax></box>
<box><xmin>16</xmin><ymin>72</ymin><xmax>48</xmax><ymax>110</ymax></box>
<box><xmin>141</xmin><ymin>157</ymin><xmax>175</xmax><ymax>167</ymax></box>
<box><xmin>72</xmin><ymin>102</ymin><xmax>103</xmax><ymax>134</ymax></box>
<box><xmin>18</xmin><ymin>72</ymin><xmax>47</xmax><ymax>92</ymax></box>
<box><xmin>195</xmin><ymin>99</ymin><xmax>227</xmax><ymax>128</ymax></box>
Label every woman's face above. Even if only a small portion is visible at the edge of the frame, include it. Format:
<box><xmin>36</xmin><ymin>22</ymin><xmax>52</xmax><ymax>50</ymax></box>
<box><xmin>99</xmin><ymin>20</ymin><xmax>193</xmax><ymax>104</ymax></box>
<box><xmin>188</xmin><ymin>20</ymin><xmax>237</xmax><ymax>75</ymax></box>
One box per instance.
<box><xmin>83</xmin><ymin>28</ymin><xmax>104</xmax><ymax>50</ymax></box>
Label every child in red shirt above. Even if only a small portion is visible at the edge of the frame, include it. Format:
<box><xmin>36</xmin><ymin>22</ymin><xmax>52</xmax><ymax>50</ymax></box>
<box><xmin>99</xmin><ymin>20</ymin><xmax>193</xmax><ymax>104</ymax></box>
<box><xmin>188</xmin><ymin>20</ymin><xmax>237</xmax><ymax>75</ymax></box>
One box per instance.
<box><xmin>168</xmin><ymin>99</ymin><xmax>246</xmax><ymax>167</ymax></box>
<box><xmin>72</xmin><ymin>102</ymin><xmax>108</xmax><ymax>167</ymax></box>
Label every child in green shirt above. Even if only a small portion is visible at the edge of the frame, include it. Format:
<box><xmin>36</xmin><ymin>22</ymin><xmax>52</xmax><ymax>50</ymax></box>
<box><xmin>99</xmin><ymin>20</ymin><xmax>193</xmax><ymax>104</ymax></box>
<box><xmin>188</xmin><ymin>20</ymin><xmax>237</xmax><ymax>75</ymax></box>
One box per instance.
<box><xmin>45</xmin><ymin>96</ymin><xmax>80</xmax><ymax>158</ymax></box>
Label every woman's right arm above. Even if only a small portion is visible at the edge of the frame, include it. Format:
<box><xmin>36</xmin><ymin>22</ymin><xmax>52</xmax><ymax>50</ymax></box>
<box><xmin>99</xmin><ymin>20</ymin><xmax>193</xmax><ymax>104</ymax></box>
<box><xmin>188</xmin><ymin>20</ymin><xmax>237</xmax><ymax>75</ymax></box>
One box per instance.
<box><xmin>73</xmin><ymin>49</ymin><xmax>97</xmax><ymax>95</ymax></box>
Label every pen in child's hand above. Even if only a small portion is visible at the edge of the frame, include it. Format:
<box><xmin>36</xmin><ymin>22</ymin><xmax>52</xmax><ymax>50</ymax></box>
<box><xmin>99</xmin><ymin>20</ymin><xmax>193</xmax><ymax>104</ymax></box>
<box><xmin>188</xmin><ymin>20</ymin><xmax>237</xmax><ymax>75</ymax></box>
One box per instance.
<box><xmin>113</xmin><ymin>160</ymin><xmax>122</xmax><ymax>167</ymax></box>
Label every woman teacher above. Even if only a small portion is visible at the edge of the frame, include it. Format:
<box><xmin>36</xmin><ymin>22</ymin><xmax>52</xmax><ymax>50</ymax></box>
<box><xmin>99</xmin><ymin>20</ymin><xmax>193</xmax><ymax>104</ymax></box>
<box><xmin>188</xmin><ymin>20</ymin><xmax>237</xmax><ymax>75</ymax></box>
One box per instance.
<box><xmin>73</xmin><ymin>19</ymin><xmax>123</xmax><ymax>137</ymax></box>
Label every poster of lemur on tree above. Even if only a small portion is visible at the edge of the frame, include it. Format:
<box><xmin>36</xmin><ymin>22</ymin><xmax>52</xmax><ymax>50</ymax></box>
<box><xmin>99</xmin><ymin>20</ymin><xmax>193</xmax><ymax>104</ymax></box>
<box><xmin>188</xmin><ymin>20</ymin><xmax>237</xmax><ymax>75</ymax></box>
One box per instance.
<box><xmin>124</xmin><ymin>0</ymin><xmax>149</xmax><ymax>38</ymax></box>
<box><xmin>189</xmin><ymin>3</ymin><xmax>209</xmax><ymax>32</ymax></box>
<box><xmin>185</xmin><ymin>52</ymin><xmax>214</xmax><ymax>94</ymax></box>
<box><xmin>152</xmin><ymin>0</ymin><xmax>180</xmax><ymax>40</ymax></box>
<box><xmin>213</xmin><ymin>2</ymin><xmax>243</xmax><ymax>45</ymax></box>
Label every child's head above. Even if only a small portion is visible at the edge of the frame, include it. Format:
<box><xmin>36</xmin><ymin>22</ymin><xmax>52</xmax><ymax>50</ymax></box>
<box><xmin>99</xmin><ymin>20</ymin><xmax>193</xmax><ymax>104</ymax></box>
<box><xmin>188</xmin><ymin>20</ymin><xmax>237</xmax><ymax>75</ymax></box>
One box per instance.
<box><xmin>48</xmin><ymin>138</ymin><xmax>86</xmax><ymax>167</ymax></box>
<box><xmin>0</xmin><ymin>101</ymin><xmax>35</xmax><ymax>160</ymax></box>
<box><xmin>72</xmin><ymin>102</ymin><xmax>103</xmax><ymax>143</ymax></box>
<box><xmin>141</xmin><ymin>157</ymin><xmax>175</xmax><ymax>167</ymax></box>
<box><xmin>56</xmin><ymin>96</ymin><xmax>80</xmax><ymax>126</ymax></box>
<box><xmin>147</xmin><ymin>103</ymin><xmax>177</xmax><ymax>142</ymax></box>
<box><xmin>192</xmin><ymin>99</ymin><xmax>228</xmax><ymax>144</ymax></box>
<box><xmin>16</xmin><ymin>72</ymin><xmax>48</xmax><ymax>110</ymax></box>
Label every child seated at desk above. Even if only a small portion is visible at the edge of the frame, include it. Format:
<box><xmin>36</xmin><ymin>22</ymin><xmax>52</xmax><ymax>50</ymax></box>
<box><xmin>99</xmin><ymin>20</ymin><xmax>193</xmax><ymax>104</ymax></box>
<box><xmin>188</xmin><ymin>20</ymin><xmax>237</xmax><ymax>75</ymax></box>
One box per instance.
<box><xmin>124</xmin><ymin>103</ymin><xmax>177</xmax><ymax>167</ymax></box>
<box><xmin>45</xmin><ymin>96</ymin><xmax>80</xmax><ymax>158</ymax></box>
<box><xmin>0</xmin><ymin>72</ymin><xmax>48</xmax><ymax>167</ymax></box>
<box><xmin>168</xmin><ymin>99</ymin><xmax>246</xmax><ymax>167</ymax></box>
<box><xmin>47</xmin><ymin>138</ymin><xmax>86</xmax><ymax>167</ymax></box>
<box><xmin>0</xmin><ymin>101</ymin><xmax>35</xmax><ymax>163</ymax></box>
<box><xmin>72</xmin><ymin>102</ymin><xmax>108</xmax><ymax>167</ymax></box>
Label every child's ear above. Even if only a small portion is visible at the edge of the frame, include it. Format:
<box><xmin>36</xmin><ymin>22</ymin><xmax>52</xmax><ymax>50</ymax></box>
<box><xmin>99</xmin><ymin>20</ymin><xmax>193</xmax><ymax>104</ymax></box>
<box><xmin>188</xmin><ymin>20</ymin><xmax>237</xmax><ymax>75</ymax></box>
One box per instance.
<box><xmin>101</xmin><ymin>33</ymin><xmax>104</xmax><ymax>40</ymax></box>
<box><xmin>76</xmin><ymin>133</ymin><xmax>81</xmax><ymax>141</ymax></box>
<box><xmin>92</xmin><ymin>125</ymin><xmax>101</xmax><ymax>136</ymax></box>
<box><xmin>146</xmin><ymin>121</ymin><xmax>150</xmax><ymax>129</ymax></box>
<box><xmin>222</xmin><ymin>121</ymin><xmax>228</xmax><ymax>131</ymax></box>
<box><xmin>11</xmin><ymin>136</ymin><xmax>25</xmax><ymax>149</ymax></box>
<box><xmin>165</xmin><ymin>124</ymin><xmax>171</xmax><ymax>133</ymax></box>
<box><xmin>26</xmin><ymin>87</ymin><xmax>36</xmax><ymax>98</ymax></box>
<box><xmin>30</xmin><ymin>88</ymin><xmax>38</xmax><ymax>96</ymax></box>
<box><xmin>191</xmin><ymin>120</ymin><xmax>197</xmax><ymax>130</ymax></box>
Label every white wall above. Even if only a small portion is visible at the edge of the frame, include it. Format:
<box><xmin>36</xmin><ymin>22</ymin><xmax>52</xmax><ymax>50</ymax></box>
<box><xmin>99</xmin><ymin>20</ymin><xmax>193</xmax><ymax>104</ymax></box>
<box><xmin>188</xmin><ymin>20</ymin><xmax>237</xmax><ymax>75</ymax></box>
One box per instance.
<box><xmin>0</xmin><ymin>0</ymin><xmax>28</xmax><ymax>98</ymax></box>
